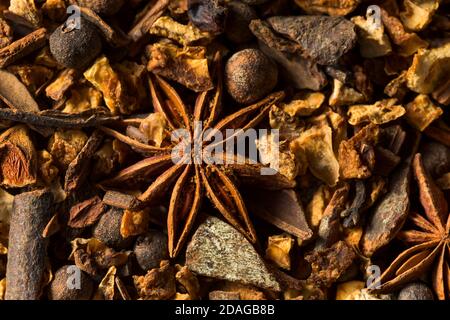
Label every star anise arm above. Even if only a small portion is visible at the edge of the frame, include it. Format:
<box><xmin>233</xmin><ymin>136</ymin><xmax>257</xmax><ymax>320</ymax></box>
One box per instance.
<box><xmin>150</xmin><ymin>75</ymin><xmax>191</xmax><ymax>131</ymax></box>
<box><xmin>447</xmin><ymin>213</ymin><xmax>450</xmax><ymax>233</ymax></box>
<box><xmin>408</xmin><ymin>212</ymin><xmax>441</xmax><ymax>235</ymax></box>
<box><xmin>99</xmin><ymin>126</ymin><xmax>169</xmax><ymax>154</ymax></box>
<box><xmin>99</xmin><ymin>154</ymin><xmax>173</xmax><ymax>187</ymax></box>
<box><xmin>200</xmin><ymin>165</ymin><xmax>257</xmax><ymax>244</ymax></box>
<box><xmin>432</xmin><ymin>246</ymin><xmax>448</xmax><ymax>300</ymax></box>
<box><xmin>193</xmin><ymin>52</ymin><xmax>222</xmax><ymax>128</ymax></box>
<box><xmin>397</xmin><ymin>229</ymin><xmax>442</xmax><ymax>245</ymax></box>
<box><xmin>413</xmin><ymin>153</ymin><xmax>448</xmax><ymax>233</ymax></box>
<box><xmin>137</xmin><ymin>163</ymin><xmax>186</xmax><ymax>206</ymax></box>
<box><xmin>206</xmin><ymin>91</ymin><xmax>285</xmax><ymax>143</ymax></box>
<box><xmin>372</xmin><ymin>241</ymin><xmax>442</xmax><ymax>294</ymax></box>
<box><xmin>168</xmin><ymin>165</ymin><xmax>202</xmax><ymax>258</ymax></box>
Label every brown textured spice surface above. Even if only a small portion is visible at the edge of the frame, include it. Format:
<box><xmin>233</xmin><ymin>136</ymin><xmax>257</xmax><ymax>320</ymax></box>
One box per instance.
<box><xmin>0</xmin><ymin>0</ymin><xmax>449</xmax><ymax>301</ymax></box>
<box><xmin>186</xmin><ymin>216</ymin><xmax>280</xmax><ymax>291</ymax></box>
<box><xmin>267</xmin><ymin>15</ymin><xmax>357</xmax><ymax>65</ymax></box>
<box><xmin>361</xmin><ymin>159</ymin><xmax>412</xmax><ymax>256</ymax></box>
<box><xmin>5</xmin><ymin>189</ymin><xmax>53</xmax><ymax>300</ymax></box>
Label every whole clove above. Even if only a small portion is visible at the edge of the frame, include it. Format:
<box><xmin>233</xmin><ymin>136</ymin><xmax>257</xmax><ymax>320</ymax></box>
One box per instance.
<box><xmin>5</xmin><ymin>189</ymin><xmax>53</xmax><ymax>300</ymax></box>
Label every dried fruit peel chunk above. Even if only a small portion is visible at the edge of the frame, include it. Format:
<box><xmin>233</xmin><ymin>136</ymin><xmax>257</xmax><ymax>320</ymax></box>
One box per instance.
<box><xmin>84</xmin><ymin>56</ymin><xmax>140</xmax><ymax>115</ymax></box>
<box><xmin>348</xmin><ymin>99</ymin><xmax>405</xmax><ymax>125</ymax></box>
<box><xmin>266</xmin><ymin>234</ymin><xmax>294</xmax><ymax>270</ymax></box>
<box><xmin>149</xmin><ymin>16</ymin><xmax>211</xmax><ymax>46</ymax></box>
<box><xmin>338</xmin><ymin>124</ymin><xmax>380</xmax><ymax>179</ymax></box>
<box><xmin>9</xmin><ymin>0</ymin><xmax>41</xmax><ymax>27</ymax></box>
<box><xmin>292</xmin><ymin>125</ymin><xmax>340</xmax><ymax>186</ymax></box>
<box><xmin>282</xmin><ymin>92</ymin><xmax>325</xmax><ymax>117</ymax></box>
<box><xmin>405</xmin><ymin>94</ymin><xmax>443</xmax><ymax>131</ymax></box>
<box><xmin>406</xmin><ymin>42</ymin><xmax>450</xmax><ymax>94</ymax></box>
<box><xmin>381</xmin><ymin>8</ymin><xmax>428</xmax><ymax>57</ymax></box>
<box><xmin>329</xmin><ymin>79</ymin><xmax>365</xmax><ymax>107</ymax></box>
<box><xmin>48</xmin><ymin>129</ymin><xmax>88</xmax><ymax>169</ymax></box>
<box><xmin>351</xmin><ymin>15</ymin><xmax>392</xmax><ymax>58</ymax></box>
<box><xmin>399</xmin><ymin>0</ymin><xmax>439</xmax><ymax>32</ymax></box>
<box><xmin>294</xmin><ymin>0</ymin><xmax>360</xmax><ymax>17</ymax></box>
<box><xmin>147</xmin><ymin>42</ymin><xmax>213</xmax><ymax>92</ymax></box>
<box><xmin>63</xmin><ymin>86</ymin><xmax>103</xmax><ymax>114</ymax></box>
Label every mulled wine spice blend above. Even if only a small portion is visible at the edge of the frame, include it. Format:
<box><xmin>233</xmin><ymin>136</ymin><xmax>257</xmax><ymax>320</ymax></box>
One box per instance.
<box><xmin>0</xmin><ymin>0</ymin><xmax>449</xmax><ymax>300</ymax></box>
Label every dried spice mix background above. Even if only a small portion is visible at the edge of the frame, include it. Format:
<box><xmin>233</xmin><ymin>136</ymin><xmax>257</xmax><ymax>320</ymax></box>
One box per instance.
<box><xmin>0</xmin><ymin>0</ymin><xmax>449</xmax><ymax>301</ymax></box>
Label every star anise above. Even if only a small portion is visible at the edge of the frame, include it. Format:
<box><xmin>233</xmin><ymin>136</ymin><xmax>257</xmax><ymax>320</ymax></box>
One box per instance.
<box><xmin>99</xmin><ymin>59</ymin><xmax>293</xmax><ymax>258</ymax></box>
<box><xmin>371</xmin><ymin>153</ymin><xmax>450</xmax><ymax>300</ymax></box>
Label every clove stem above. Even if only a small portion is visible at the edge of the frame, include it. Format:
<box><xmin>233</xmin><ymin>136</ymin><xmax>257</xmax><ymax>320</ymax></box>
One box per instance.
<box><xmin>5</xmin><ymin>189</ymin><xmax>54</xmax><ymax>300</ymax></box>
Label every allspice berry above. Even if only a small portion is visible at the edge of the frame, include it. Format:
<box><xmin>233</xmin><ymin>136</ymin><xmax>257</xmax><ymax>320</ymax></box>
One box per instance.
<box><xmin>93</xmin><ymin>208</ymin><xmax>133</xmax><ymax>249</ymax></box>
<box><xmin>225</xmin><ymin>1</ymin><xmax>257</xmax><ymax>44</ymax></box>
<box><xmin>225</xmin><ymin>49</ymin><xmax>278</xmax><ymax>104</ymax></box>
<box><xmin>49</xmin><ymin>17</ymin><xmax>102</xmax><ymax>69</ymax></box>
<box><xmin>398</xmin><ymin>282</ymin><xmax>434</xmax><ymax>300</ymax></box>
<box><xmin>76</xmin><ymin>0</ymin><xmax>124</xmax><ymax>16</ymax></box>
<box><xmin>134</xmin><ymin>230</ymin><xmax>169</xmax><ymax>271</ymax></box>
<box><xmin>48</xmin><ymin>265</ymin><xmax>94</xmax><ymax>300</ymax></box>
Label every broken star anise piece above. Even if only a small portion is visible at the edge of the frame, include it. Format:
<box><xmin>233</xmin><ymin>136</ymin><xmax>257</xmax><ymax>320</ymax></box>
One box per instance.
<box><xmin>370</xmin><ymin>153</ymin><xmax>450</xmax><ymax>300</ymax></box>
<box><xmin>100</xmin><ymin>58</ymin><xmax>289</xmax><ymax>258</ymax></box>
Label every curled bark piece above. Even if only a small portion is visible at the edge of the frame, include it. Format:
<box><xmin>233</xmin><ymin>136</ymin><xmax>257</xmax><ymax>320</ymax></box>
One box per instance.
<box><xmin>5</xmin><ymin>189</ymin><xmax>53</xmax><ymax>300</ymax></box>
<box><xmin>128</xmin><ymin>0</ymin><xmax>169</xmax><ymax>42</ymax></box>
<box><xmin>315</xmin><ymin>185</ymin><xmax>349</xmax><ymax>249</ymax></box>
<box><xmin>0</xmin><ymin>28</ymin><xmax>46</xmax><ymax>68</ymax></box>
<box><xmin>64</xmin><ymin>130</ymin><xmax>104</xmax><ymax>193</ymax></box>
<box><xmin>361</xmin><ymin>160</ymin><xmax>412</xmax><ymax>256</ymax></box>
<box><xmin>0</xmin><ymin>109</ymin><xmax>120</xmax><ymax>128</ymax></box>
<box><xmin>249</xmin><ymin>19</ymin><xmax>327</xmax><ymax>91</ymax></box>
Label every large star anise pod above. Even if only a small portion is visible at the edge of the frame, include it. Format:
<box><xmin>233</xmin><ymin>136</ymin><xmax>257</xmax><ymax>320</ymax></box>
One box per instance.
<box><xmin>371</xmin><ymin>153</ymin><xmax>450</xmax><ymax>300</ymax></box>
<box><xmin>99</xmin><ymin>65</ymin><xmax>293</xmax><ymax>257</ymax></box>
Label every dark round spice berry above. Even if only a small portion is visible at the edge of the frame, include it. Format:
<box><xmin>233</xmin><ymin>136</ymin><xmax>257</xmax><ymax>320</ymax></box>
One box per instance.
<box><xmin>225</xmin><ymin>1</ymin><xmax>257</xmax><ymax>44</ymax></box>
<box><xmin>225</xmin><ymin>48</ymin><xmax>278</xmax><ymax>104</ymax></box>
<box><xmin>93</xmin><ymin>208</ymin><xmax>133</xmax><ymax>249</ymax></box>
<box><xmin>49</xmin><ymin>17</ymin><xmax>102</xmax><ymax>69</ymax></box>
<box><xmin>188</xmin><ymin>0</ymin><xmax>228</xmax><ymax>33</ymax></box>
<box><xmin>398</xmin><ymin>282</ymin><xmax>434</xmax><ymax>300</ymax></box>
<box><xmin>76</xmin><ymin>0</ymin><xmax>124</xmax><ymax>16</ymax></box>
<box><xmin>48</xmin><ymin>265</ymin><xmax>94</xmax><ymax>300</ymax></box>
<box><xmin>134</xmin><ymin>230</ymin><xmax>169</xmax><ymax>271</ymax></box>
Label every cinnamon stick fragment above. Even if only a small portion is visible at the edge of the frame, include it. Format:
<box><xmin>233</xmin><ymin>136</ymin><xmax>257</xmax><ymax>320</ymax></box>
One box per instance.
<box><xmin>103</xmin><ymin>190</ymin><xmax>139</xmax><ymax>209</ymax></box>
<box><xmin>0</xmin><ymin>28</ymin><xmax>47</xmax><ymax>68</ymax></box>
<box><xmin>128</xmin><ymin>0</ymin><xmax>169</xmax><ymax>42</ymax></box>
<box><xmin>5</xmin><ymin>189</ymin><xmax>53</xmax><ymax>300</ymax></box>
<box><xmin>0</xmin><ymin>108</ymin><xmax>120</xmax><ymax>128</ymax></box>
